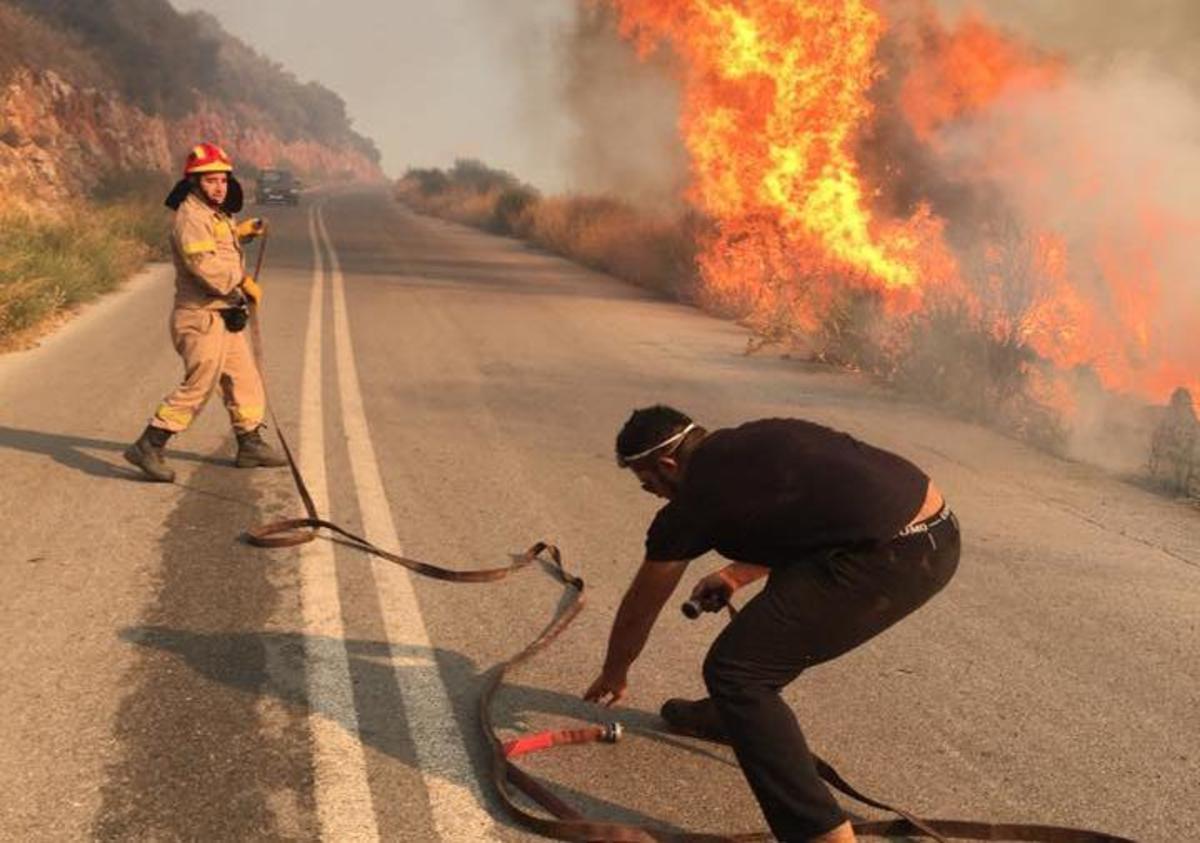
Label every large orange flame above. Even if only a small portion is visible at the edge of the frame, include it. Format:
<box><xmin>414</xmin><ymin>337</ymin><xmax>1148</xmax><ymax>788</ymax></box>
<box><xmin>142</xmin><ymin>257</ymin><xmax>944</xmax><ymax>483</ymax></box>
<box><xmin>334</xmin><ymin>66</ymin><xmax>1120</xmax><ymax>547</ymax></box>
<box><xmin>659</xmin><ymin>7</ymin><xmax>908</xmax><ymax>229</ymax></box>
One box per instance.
<box><xmin>610</xmin><ymin>0</ymin><xmax>955</xmax><ymax>313</ymax></box>
<box><xmin>607</xmin><ymin>0</ymin><xmax>1197</xmax><ymax>406</ymax></box>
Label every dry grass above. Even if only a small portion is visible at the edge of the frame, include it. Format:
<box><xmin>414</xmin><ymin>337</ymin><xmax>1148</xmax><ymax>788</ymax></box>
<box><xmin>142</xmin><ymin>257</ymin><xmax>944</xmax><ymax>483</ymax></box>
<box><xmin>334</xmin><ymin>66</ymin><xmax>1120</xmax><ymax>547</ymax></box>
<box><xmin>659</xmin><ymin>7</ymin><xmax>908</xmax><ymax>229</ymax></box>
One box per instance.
<box><xmin>396</xmin><ymin>162</ymin><xmax>699</xmax><ymax>298</ymax></box>
<box><xmin>518</xmin><ymin>196</ymin><xmax>698</xmax><ymax>297</ymax></box>
<box><xmin>396</xmin><ymin>160</ymin><xmax>1095</xmax><ymax>453</ymax></box>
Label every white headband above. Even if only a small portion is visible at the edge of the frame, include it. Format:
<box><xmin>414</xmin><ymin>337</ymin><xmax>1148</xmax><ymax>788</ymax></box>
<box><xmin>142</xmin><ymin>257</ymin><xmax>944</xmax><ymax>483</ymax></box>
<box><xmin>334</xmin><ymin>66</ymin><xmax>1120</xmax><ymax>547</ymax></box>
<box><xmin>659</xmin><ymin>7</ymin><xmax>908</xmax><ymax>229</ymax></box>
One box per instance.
<box><xmin>618</xmin><ymin>423</ymin><xmax>697</xmax><ymax>465</ymax></box>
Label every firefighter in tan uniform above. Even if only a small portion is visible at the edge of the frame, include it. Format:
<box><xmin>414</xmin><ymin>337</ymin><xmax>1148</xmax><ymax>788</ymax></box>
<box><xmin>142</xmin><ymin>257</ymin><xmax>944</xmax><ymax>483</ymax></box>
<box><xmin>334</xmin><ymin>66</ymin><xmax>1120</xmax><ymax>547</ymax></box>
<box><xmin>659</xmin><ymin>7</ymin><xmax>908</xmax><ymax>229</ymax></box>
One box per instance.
<box><xmin>125</xmin><ymin>142</ymin><xmax>287</xmax><ymax>482</ymax></box>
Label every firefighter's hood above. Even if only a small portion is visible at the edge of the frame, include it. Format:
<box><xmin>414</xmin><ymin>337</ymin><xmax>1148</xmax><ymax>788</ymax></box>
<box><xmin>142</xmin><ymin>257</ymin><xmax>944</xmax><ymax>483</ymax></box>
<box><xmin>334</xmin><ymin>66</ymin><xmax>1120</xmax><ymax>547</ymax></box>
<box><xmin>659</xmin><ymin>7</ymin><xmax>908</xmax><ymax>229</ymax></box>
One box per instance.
<box><xmin>165</xmin><ymin>175</ymin><xmax>244</xmax><ymax>214</ymax></box>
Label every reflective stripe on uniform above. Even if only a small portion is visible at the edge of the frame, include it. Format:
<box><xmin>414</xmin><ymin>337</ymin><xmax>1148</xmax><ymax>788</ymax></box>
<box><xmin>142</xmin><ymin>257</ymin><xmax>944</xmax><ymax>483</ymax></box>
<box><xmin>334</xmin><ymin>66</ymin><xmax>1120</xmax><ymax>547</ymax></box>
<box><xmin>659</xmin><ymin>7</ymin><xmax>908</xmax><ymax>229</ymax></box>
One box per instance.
<box><xmin>154</xmin><ymin>404</ymin><xmax>195</xmax><ymax>427</ymax></box>
<box><xmin>182</xmin><ymin>239</ymin><xmax>217</xmax><ymax>255</ymax></box>
<box><xmin>230</xmin><ymin>405</ymin><xmax>265</xmax><ymax>426</ymax></box>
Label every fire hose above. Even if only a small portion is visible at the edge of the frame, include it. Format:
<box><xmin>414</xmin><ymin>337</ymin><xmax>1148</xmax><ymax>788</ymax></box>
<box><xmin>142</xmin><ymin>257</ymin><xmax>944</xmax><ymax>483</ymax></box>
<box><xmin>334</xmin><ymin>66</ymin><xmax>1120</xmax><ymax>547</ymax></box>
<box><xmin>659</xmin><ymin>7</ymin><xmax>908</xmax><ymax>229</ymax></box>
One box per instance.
<box><xmin>240</xmin><ymin>228</ymin><xmax>1135</xmax><ymax>843</ymax></box>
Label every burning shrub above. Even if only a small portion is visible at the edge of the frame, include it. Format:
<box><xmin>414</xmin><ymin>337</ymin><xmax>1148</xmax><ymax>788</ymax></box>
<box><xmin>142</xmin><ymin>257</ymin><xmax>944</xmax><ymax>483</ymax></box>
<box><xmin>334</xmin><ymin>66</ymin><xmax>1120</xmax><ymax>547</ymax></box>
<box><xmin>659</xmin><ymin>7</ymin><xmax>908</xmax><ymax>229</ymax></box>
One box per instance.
<box><xmin>890</xmin><ymin>303</ymin><xmax>1068</xmax><ymax>450</ymax></box>
<box><xmin>397</xmin><ymin>1</ymin><xmax>1199</xmax><ymax>486</ymax></box>
<box><xmin>578</xmin><ymin>0</ymin><xmax>1197</xmax><ymax>474</ymax></box>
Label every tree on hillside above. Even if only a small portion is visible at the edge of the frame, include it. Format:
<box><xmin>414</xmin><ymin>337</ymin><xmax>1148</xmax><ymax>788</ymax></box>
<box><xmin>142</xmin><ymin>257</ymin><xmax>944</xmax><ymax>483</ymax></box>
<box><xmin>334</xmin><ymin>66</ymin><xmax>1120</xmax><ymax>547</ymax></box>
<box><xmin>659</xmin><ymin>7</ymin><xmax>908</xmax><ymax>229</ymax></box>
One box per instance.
<box><xmin>5</xmin><ymin>0</ymin><xmax>379</xmax><ymax>162</ymax></box>
<box><xmin>11</xmin><ymin>0</ymin><xmax>217</xmax><ymax>116</ymax></box>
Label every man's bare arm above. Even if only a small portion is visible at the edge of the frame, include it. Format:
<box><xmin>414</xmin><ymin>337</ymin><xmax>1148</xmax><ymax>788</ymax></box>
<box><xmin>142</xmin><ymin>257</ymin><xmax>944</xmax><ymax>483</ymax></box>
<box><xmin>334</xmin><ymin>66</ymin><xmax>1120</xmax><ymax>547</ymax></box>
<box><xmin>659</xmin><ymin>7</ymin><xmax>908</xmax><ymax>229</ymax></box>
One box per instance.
<box><xmin>584</xmin><ymin>558</ymin><xmax>688</xmax><ymax>706</ymax></box>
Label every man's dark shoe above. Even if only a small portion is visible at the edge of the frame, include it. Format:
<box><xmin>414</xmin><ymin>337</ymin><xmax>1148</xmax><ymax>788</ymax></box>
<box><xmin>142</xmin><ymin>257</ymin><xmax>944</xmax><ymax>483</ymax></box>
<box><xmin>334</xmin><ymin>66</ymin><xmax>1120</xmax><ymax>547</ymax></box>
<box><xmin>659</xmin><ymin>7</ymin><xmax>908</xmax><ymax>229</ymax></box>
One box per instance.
<box><xmin>124</xmin><ymin>425</ymin><xmax>176</xmax><ymax>483</ymax></box>
<box><xmin>660</xmin><ymin>697</ymin><xmax>729</xmax><ymax>744</ymax></box>
<box><xmin>235</xmin><ymin>426</ymin><xmax>288</xmax><ymax>468</ymax></box>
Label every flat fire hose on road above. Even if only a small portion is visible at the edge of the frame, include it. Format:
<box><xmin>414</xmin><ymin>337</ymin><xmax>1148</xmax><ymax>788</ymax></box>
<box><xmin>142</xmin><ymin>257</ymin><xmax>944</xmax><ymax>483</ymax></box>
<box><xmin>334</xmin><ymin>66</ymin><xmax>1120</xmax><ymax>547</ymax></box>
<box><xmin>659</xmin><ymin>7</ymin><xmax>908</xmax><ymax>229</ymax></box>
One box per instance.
<box><xmin>240</xmin><ymin>231</ymin><xmax>1135</xmax><ymax>843</ymax></box>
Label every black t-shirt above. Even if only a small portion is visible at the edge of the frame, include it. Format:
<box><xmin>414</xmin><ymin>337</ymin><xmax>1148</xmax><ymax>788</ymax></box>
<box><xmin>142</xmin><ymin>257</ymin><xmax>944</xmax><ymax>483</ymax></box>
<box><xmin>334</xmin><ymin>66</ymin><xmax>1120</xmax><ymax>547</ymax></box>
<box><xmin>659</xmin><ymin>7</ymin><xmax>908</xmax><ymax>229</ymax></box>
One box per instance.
<box><xmin>645</xmin><ymin>418</ymin><xmax>929</xmax><ymax>566</ymax></box>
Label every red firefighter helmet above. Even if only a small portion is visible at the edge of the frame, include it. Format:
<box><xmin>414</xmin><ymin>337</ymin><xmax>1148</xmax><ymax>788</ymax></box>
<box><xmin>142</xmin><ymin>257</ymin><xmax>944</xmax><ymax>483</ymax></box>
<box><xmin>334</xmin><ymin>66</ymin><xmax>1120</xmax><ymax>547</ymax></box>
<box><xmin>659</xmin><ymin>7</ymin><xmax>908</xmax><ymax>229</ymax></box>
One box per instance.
<box><xmin>166</xmin><ymin>142</ymin><xmax>243</xmax><ymax>211</ymax></box>
<box><xmin>183</xmin><ymin>142</ymin><xmax>234</xmax><ymax>177</ymax></box>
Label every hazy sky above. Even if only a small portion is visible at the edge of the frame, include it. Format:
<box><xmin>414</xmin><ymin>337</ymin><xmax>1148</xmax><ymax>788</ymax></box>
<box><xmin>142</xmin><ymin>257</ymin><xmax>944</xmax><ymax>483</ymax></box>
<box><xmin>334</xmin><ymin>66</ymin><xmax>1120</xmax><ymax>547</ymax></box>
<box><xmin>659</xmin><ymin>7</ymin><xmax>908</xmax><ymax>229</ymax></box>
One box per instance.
<box><xmin>173</xmin><ymin>1</ymin><xmax>1200</xmax><ymax>196</ymax></box>
<box><xmin>171</xmin><ymin>1</ymin><xmax>578</xmax><ymax>188</ymax></box>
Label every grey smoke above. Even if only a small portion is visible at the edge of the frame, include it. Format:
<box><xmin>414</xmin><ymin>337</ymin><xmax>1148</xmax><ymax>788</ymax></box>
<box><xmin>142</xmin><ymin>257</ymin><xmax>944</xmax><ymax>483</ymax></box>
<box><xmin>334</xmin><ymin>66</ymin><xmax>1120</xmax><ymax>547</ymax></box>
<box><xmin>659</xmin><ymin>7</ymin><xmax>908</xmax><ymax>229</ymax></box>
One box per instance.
<box><xmin>556</xmin><ymin>5</ymin><xmax>688</xmax><ymax>207</ymax></box>
<box><xmin>919</xmin><ymin>1</ymin><xmax>1200</xmax><ymax>468</ymax></box>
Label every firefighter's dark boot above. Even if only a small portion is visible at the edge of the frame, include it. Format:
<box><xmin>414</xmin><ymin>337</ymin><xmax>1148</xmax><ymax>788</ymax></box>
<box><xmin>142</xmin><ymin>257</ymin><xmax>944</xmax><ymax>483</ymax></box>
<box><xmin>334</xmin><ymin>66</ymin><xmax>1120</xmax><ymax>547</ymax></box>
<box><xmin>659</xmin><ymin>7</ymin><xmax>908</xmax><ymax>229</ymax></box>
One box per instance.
<box><xmin>660</xmin><ymin>697</ymin><xmax>729</xmax><ymax>744</ymax></box>
<box><xmin>235</xmin><ymin>426</ymin><xmax>288</xmax><ymax>468</ymax></box>
<box><xmin>124</xmin><ymin>425</ymin><xmax>176</xmax><ymax>483</ymax></box>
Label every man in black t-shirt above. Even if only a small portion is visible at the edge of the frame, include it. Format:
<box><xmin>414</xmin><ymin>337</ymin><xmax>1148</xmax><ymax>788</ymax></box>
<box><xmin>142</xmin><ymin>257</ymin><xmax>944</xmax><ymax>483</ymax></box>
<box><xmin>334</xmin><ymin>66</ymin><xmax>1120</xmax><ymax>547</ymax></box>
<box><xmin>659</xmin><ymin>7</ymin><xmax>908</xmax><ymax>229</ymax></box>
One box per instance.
<box><xmin>584</xmin><ymin>405</ymin><xmax>960</xmax><ymax>843</ymax></box>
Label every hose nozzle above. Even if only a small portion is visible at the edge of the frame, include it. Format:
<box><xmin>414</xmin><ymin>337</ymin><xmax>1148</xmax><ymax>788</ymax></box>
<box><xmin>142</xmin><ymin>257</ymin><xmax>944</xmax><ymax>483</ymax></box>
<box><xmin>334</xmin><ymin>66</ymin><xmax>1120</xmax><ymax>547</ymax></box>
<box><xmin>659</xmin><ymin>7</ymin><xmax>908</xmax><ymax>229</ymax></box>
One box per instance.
<box><xmin>681</xmin><ymin>594</ymin><xmax>727</xmax><ymax>619</ymax></box>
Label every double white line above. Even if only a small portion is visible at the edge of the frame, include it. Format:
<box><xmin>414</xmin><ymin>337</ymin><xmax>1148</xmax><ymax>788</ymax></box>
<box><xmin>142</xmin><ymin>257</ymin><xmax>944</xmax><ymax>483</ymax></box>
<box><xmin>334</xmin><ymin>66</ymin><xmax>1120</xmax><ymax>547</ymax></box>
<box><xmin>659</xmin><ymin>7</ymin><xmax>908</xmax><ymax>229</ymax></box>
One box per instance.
<box><xmin>297</xmin><ymin>205</ymin><xmax>499</xmax><ymax>841</ymax></box>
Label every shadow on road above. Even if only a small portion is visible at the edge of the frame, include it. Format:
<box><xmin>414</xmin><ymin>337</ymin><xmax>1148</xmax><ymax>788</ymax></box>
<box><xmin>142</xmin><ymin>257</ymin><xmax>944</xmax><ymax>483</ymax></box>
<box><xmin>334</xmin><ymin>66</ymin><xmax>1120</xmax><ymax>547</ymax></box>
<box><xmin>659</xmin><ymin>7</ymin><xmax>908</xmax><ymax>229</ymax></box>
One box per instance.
<box><xmin>0</xmin><ymin>423</ymin><xmax>265</xmax><ymax>511</ymax></box>
<box><xmin>0</xmin><ymin>423</ymin><xmax>232</xmax><ymax>476</ymax></box>
<box><xmin>119</xmin><ymin>624</ymin><xmax>739</xmax><ymax>835</ymax></box>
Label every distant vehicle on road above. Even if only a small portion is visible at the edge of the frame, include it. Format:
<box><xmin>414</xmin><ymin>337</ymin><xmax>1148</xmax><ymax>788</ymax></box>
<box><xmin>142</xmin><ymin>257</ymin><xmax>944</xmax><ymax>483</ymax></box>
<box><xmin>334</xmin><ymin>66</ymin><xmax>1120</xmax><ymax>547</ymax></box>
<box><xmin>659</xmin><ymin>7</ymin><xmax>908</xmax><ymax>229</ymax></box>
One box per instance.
<box><xmin>255</xmin><ymin>169</ymin><xmax>301</xmax><ymax>206</ymax></box>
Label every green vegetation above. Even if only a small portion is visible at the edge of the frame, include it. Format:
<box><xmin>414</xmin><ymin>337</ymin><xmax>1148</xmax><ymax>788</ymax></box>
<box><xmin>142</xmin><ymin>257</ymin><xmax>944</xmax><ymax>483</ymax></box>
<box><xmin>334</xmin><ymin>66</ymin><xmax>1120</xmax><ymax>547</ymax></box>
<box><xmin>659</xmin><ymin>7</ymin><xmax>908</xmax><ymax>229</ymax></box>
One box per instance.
<box><xmin>91</xmin><ymin>169</ymin><xmax>173</xmax><ymax>260</ymax></box>
<box><xmin>0</xmin><ymin>3</ymin><xmax>110</xmax><ymax>88</ymax></box>
<box><xmin>0</xmin><ymin>180</ymin><xmax>168</xmax><ymax>344</ymax></box>
<box><xmin>2</xmin><ymin>0</ymin><xmax>379</xmax><ymax>162</ymax></box>
<box><xmin>5</xmin><ymin>0</ymin><xmax>211</xmax><ymax>116</ymax></box>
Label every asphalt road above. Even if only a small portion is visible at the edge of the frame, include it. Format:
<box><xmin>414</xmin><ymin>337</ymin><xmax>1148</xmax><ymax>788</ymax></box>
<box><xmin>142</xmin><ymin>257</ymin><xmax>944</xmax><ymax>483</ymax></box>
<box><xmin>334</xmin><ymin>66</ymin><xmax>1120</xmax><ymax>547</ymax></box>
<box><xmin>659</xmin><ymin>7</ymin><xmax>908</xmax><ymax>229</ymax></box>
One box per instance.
<box><xmin>0</xmin><ymin>186</ymin><xmax>1196</xmax><ymax>842</ymax></box>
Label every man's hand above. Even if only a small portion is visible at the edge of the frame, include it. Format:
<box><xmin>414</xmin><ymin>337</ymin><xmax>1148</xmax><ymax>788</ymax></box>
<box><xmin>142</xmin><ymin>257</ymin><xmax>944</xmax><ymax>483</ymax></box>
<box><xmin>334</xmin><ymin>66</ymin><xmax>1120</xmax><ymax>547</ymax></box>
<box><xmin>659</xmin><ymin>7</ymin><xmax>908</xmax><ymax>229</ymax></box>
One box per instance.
<box><xmin>586</xmin><ymin>559</ymin><xmax>687</xmax><ymax>708</ymax></box>
<box><xmin>689</xmin><ymin>569</ymin><xmax>737</xmax><ymax>613</ymax></box>
<box><xmin>241</xmin><ymin>275</ymin><xmax>263</xmax><ymax>306</ymax></box>
<box><xmin>583</xmin><ymin>667</ymin><xmax>629</xmax><ymax>708</ymax></box>
<box><xmin>236</xmin><ymin>217</ymin><xmax>267</xmax><ymax>241</ymax></box>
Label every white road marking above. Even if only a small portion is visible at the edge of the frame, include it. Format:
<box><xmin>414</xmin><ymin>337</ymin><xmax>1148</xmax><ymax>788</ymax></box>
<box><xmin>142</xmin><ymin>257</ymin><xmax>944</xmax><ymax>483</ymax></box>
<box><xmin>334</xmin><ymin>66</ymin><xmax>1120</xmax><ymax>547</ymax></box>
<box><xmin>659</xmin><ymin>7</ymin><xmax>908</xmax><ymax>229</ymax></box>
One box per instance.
<box><xmin>316</xmin><ymin>206</ymin><xmax>500</xmax><ymax>841</ymax></box>
<box><xmin>299</xmin><ymin>206</ymin><xmax>381</xmax><ymax>842</ymax></box>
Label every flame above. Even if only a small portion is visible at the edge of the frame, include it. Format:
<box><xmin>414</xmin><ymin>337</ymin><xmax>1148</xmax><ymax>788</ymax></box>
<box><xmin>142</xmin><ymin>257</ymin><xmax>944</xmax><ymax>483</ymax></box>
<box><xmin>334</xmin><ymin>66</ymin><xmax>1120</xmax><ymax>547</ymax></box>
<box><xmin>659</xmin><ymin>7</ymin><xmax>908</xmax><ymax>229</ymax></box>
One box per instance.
<box><xmin>611</xmin><ymin>0</ymin><xmax>955</xmax><ymax>311</ymax></box>
<box><xmin>605</xmin><ymin>0</ymin><xmax>1198</xmax><ymax>407</ymax></box>
<box><xmin>895</xmin><ymin>8</ymin><xmax>1063</xmax><ymax>141</ymax></box>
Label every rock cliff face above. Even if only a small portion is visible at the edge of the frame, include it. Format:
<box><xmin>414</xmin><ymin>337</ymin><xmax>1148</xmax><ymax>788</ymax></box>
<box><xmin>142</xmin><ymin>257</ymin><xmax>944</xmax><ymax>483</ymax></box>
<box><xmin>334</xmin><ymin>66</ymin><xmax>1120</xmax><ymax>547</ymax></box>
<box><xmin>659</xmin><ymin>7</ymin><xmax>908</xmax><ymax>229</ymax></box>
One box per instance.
<box><xmin>0</xmin><ymin>67</ymin><xmax>382</xmax><ymax>208</ymax></box>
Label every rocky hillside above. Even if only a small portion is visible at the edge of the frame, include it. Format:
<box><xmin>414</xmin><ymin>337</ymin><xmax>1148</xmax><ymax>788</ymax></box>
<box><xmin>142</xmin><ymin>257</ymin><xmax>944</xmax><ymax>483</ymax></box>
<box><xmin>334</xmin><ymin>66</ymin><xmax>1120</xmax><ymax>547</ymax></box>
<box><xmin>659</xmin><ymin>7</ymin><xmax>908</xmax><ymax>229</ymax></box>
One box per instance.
<box><xmin>0</xmin><ymin>1</ymin><xmax>382</xmax><ymax>208</ymax></box>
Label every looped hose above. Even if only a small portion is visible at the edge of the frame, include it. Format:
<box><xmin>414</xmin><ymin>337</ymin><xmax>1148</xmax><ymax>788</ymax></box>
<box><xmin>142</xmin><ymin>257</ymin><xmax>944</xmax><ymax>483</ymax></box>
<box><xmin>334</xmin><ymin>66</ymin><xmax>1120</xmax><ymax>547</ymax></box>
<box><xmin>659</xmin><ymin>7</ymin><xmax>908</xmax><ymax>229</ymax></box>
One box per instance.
<box><xmin>240</xmin><ymin>229</ymin><xmax>1135</xmax><ymax>843</ymax></box>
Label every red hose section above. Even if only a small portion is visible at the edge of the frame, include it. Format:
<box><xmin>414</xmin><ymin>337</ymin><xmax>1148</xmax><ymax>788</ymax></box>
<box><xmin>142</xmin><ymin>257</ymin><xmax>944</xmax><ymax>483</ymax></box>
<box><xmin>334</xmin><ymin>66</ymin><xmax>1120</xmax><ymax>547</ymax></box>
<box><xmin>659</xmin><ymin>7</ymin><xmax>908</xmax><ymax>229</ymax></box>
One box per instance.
<box><xmin>504</xmin><ymin>727</ymin><xmax>608</xmax><ymax>759</ymax></box>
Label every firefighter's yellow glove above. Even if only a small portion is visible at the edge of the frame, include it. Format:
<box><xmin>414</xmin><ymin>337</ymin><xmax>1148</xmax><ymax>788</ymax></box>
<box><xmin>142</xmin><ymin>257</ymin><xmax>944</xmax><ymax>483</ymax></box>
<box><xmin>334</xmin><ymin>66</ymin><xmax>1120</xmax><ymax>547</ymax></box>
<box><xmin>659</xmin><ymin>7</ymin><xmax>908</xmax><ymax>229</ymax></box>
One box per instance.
<box><xmin>241</xmin><ymin>275</ymin><xmax>263</xmax><ymax>306</ymax></box>
<box><xmin>236</xmin><ymin>217</ymin><xmax>266</xmax><ymax>241</ymax></box>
